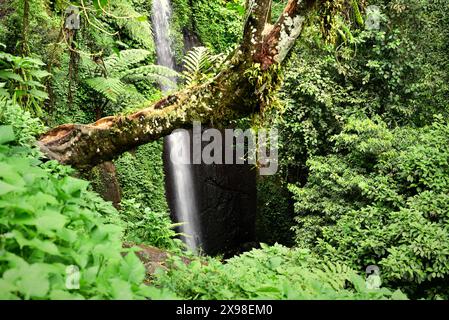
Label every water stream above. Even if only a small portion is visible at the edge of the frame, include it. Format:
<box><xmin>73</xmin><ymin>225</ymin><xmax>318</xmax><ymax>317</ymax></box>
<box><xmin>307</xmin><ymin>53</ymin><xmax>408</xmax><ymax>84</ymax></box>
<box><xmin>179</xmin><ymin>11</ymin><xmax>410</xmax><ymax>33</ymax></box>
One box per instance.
<box><xmin>151</xmin><ymin>0</ymin><xmax>201</xmax><ymax>252</ymax></box>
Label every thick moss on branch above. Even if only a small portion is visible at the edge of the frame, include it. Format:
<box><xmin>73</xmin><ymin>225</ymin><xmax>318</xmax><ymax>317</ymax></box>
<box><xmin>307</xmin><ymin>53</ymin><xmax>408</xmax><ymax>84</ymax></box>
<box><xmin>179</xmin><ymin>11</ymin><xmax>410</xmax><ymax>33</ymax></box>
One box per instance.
<box><xmin>38</xmin><ymin>0</ymin><xmax>318</xmax><ymax>167</ymax></box>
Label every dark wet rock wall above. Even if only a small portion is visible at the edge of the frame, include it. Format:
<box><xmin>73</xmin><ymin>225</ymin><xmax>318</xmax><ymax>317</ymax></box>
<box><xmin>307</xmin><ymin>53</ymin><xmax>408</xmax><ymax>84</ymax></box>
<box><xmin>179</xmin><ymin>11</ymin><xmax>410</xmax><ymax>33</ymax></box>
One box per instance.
<box><xmin>163</xmin><ymin>128</ymin><xmax>257</xmax><ymax>256</ymax></box>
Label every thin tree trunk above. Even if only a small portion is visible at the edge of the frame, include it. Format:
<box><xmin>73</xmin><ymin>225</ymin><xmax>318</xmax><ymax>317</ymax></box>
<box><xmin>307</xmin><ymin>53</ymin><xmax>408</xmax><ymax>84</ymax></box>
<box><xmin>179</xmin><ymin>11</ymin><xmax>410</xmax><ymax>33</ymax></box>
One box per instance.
<box><xmin>21</xmin><ymin>0</ymin><xmax>30</xmax><ymax>55</ymax></box>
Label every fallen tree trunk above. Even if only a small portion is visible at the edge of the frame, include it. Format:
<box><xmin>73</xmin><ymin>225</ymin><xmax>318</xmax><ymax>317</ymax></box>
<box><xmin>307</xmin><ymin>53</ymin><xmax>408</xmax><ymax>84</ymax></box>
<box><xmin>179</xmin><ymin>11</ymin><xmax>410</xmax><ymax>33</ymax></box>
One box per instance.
<box><xmin>38</xmin><ymin>0</ymin><xmax>317</xmax><ymax>168</ymax></box>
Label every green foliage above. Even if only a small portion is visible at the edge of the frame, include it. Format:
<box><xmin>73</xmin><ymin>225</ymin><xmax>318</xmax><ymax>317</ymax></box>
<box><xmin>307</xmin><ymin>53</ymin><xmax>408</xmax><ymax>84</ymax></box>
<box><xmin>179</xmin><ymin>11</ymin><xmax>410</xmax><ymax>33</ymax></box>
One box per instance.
<box><xmin>84</xmin><ymin>77</ymin><xmax>129</xmax><ymax>103</ymax></box>
<box><xmin>181</xmin><ymin>46</ymin><xmax>225</xmax><ymax>86</ymax></box>
<box><xmin>104</xmin><ymin>49</ymin><xmax>152</xmax><ymax>74</ymax></box>
<box><xmin>317</xmin><ymin>0</ymin><xmax>365</xmax><ymax>44</ymax></box>
<box><xmin>190</xmin><ymin>0</ymin><xmax>243</xmax><ymax>52</ymax></box>
<box><xmin>0</xmin><ymin>0</ymin><xmax>447</xmax><ymax>302</ymax></box>
<box><xmin>271</xmin><ymin>0</ymin><xmax>289</xmax><ymax>22</ymax></box>
<box><xmin>256</xmin><ymin>176</ymin><xmax>295</xmax><ymax>246</ymax></box>
<box><xmin>0</xmin><ymin>96</ymin><xmax>44</xmax><ymax>147</ymax></box>
<box><xmin>0</xmin><ymin>0</ymin><xmax>60</xmax><ymax>56</ymax></box>
<box><xmin>155</xmin><ymin>244</ymin><xmax>407</xmax><ymax>300</ymax></box>
<box><xmin>0</xmin><ymin>0</ymin><xmax>162</xmax><ymax>126</ymax></box>
<box><xmin>114</xmin><ymin>141</ymin><xmax>168</xmax><ymax>214</ymax></box>
<box><xmin>290</xmin><ymin>116</ymin><xmax>449</xmax><ymax>299</ymax></box>
<box><xmin>0</xmin><ymin>50</ymin><xmax>51</xmax><ymax>116</ymax></box>
<box><xmin>90</xmin><ymin>140</ymin><xmax>175</xmax><ymax>250</ymax></box>
<box><xmin>46</xmin><ymin>58</ymin><xmax>97</xmax><ymax>126</ymax></box>
<box><xmin>169</xmin><ymin>0</ymin><xmax>193</xmax><ymax>64</ymax></box>
<box><xmin>276</xmin><ymin>0</ymin><xmax>449</xmax><ymax>181</ymax></box>
<box><xmin>110</xmin><ymin>0</ymin><xmax>155</xmax><ymax>51</ymax></box>
<box><xmin>171</xmin><ymin>0</ymin><xmax>192</xmax><ymax>30</ymax></box>
<box><xmin>84</xmin><ymin>49</ymin><xmax>177</xmax><ymax>105</ymax></box>
<box><xmin>119</xmin><ymin>198</ymin><xmax>181</xmax><ymax>250</ymax></box>
<box><xmin>0</xmin><ymin>127</ymin><xmax>172</xmax><ymax>299</ymax></box>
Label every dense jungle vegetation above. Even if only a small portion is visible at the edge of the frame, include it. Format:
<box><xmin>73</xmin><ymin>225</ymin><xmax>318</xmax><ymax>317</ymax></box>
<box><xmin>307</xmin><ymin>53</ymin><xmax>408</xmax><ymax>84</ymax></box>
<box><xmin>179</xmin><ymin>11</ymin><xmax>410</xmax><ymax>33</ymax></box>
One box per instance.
<box><xmin>0</xmin><ymin>0</ymin><xmax>448</xmax><ymax>300</ymax></box>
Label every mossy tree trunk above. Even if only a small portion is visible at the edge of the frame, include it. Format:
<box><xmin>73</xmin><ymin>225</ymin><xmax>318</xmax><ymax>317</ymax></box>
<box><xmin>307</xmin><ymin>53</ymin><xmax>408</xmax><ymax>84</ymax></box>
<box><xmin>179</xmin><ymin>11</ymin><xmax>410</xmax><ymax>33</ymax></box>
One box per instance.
<box><xmin>38</xmin><ymin>0</ymin><xmax>318</xmax><ymax>168</ymax></box>
<box><xmin>90</xmin><ymin>161</ymin><xmax>122</xmax><ymax>209</ymax></box>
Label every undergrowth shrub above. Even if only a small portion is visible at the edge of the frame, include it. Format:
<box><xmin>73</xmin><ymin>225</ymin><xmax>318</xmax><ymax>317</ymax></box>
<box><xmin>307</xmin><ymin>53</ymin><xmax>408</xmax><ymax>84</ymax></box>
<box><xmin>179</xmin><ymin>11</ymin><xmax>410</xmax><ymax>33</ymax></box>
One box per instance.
<box><xmin>290</xmin><ymin>116</ymin><xmax>449</xmax><ymax>299</ymax></box>
<box><xmin>189</xmin><ymin>0</ymin><xmax>243</xmax><ymax>52</ymax></box>
<box><xmin>256</xmin><ymin>176</ymin><xmax>295</xmax><ymax>246</ymax></box>
<box><xmin>114</xmin><ymin>141</ymin><xmax>168</xmax><ymax>214</ymax></box>
<box><xmin>119</xmin><ymin>198</ymin><xmax>181</xmax><ymax>250</ymax></box>
<box><xmin>0</xmin><ymin>123</ymin><xmax>174</xmax><ymax>299</ymax></box>
<box><xmin>155</xmin><ymin>244</ymin><xmax>406</xmax><ymax>300</ymax></box>
<box><xmin>0</xmin><ymin>97</ymin><xmax>44</xmax><ymax>147</ymax></box>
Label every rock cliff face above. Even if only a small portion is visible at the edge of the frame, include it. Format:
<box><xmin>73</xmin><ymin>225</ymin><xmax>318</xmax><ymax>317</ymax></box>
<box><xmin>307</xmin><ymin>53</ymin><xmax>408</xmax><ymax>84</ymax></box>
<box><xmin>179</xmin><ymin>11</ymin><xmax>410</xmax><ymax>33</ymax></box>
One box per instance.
<box><xmin>163</xmin><ymin>128</ymin><xmax>257</xmax><ymax>256</ymax></box>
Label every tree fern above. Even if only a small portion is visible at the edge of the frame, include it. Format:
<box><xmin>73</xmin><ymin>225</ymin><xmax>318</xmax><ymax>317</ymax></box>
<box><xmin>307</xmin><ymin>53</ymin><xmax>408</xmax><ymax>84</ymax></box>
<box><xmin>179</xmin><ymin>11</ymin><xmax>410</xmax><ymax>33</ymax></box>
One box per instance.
<box><xmin>243</xmin><ymin>0</ymin><xmax>257</xmax><ymax>28</ymax></box>
<box><xmin>182</xmin><ymin>47</ymin><xmax>225</xmax><ymax>86</ymax></box>
<box><xmin>0</xmin><ymin>82</ymin><xmax>8</xmax><ymax>98</ymax></box>
<box><xmin>105</xmin><ymin>49</ymin><xmax>152</xmax><ymax>76</ymax></box>
<box><xmin>84</xmin><ymin>50</ymin><xmax>178</xmax><ymax>104</ymax></box>
<box><xmin>122</xmin><ymin>65</ymin><xmax>178</xmax><ymax>88</ymax></box>
<box><xmin>84</xmin><ymin>77</ymin><xmax>127</xmax><ymax>102</ymax></box>
<box><xmin>122</xmin><ymin>65</ymin><xmax>179</xmax><ymax>78</ymax></box>
<box><xmin>111</xmin><ymin>0</ymin><xmax>154</xmax><ymax>51</ymax></box>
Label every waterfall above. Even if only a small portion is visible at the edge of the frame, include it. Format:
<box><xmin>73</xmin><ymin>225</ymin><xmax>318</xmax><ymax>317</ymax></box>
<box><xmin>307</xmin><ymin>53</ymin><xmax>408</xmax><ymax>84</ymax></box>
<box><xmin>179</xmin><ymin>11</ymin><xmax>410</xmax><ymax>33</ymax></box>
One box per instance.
<box><xmin>151</xmin><ymin>0</ymin><xmax>201</xmax><ymax>252</ymax></box>
<box><xmin>151</xmin><ymin>0</ymin><xmax>175</xmax><ymax>91</ymax></box>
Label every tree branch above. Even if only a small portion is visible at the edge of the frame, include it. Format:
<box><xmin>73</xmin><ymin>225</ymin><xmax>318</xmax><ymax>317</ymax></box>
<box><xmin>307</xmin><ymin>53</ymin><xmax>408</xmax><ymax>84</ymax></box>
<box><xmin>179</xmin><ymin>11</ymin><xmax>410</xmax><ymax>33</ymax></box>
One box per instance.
<box><xmin>39</xmin><ymin>57</ymin><xmax>253</xmax><ymax>167</ymax></box>
<box><xmin>254</xmin><ymin>0</ymin><xmax>317</xmax><ymax>69</ymax></box>
<box><xmin>38</xmin><ymin>0</ymin><xmax>318</xmax><ymax>168</ymax></box>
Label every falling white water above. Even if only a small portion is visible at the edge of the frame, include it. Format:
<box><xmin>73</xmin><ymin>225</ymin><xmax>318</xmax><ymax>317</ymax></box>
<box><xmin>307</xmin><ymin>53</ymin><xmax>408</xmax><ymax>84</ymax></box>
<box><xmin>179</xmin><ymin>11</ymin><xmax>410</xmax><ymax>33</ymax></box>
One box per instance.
<box><xmin>151</xmin><ymin>0</ymin><xmax>201</xmax><ymax>251</ymax></box>
<box><xmin>166</xmin><ymin>131</ymin><xmax>201</xmax><ymax>251</ymax></box>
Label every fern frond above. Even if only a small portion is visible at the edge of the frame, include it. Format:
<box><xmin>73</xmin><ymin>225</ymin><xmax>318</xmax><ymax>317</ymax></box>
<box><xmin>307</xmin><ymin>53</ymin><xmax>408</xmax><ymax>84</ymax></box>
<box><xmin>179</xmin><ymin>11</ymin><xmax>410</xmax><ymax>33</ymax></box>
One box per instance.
<box><xmin>317</xmin><ymin>261</ymin><xmax>356</xmax><ymax>290</ymax></box>
<box><xmin>125</xmin><ymin>73</ymin><xmax>177</xmax><ymax>90</ymax></box>
<box><xmin>182</xmin><ymin>47</ymin><xmax>225</xmax><ymax>86</ymax></box>
<box><xmin>112</xmin><ymin>1</ymin><xmax>154</xmax><ymax>50</ymax></box>
<box><xmin>84</xmin><ymin>77</ymin><xmax>127</xmax><ymax>102</ymax></box>
<box><xmin>122</xmin><ymin>65</ymin><xmax>178</xmax><ymax>89</ymax></box>
<box><xmin>121</xmin><ymin>65</ymin><xmax>179</xmax><ymax>79</ymax></box>
<box><xmin>183</xmin><ymin>47</ymin><xmax>212</xmax><ymax>76</ymax></box>
<box><xmin>105</xmin><ymin>49</ymin><xmax>152</xmax><ymax>76</ymax></box>
<box><xmin>86</xmin><ymin>49</ymin><xmax>178</xmax><ymax>103</ymax></box>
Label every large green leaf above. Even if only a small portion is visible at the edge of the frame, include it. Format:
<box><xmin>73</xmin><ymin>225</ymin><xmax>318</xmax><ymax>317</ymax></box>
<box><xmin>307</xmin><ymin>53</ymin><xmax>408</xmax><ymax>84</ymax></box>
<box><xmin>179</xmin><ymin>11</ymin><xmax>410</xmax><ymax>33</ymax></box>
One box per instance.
<box><xmin>0</xmin><ymin>70</ymin><xmax>22</xmax><ymax>82</ymax></box>
<box><xmin>29</xmin><ymin>88</ymin><xmax>49</xmax><ymax>100</ymax></box>
<box><xmin>0</xmin><ymin>125</ymin><xmax>15</xmax><ymax>144</ymax></box>
<box><xmin>17</xmin><ymin>264</ymin><xmax>50</xmax><ymax>298</ymax></box>
<box><xmin>119</xmin><ymin>252</ymin><xmax>145</xmax><ymax>284</ymax></box>
<box><xmin>12</xmin><ymin>230</ymin><xmax>60</xmax><ymax>256</ymax></box>
<box><xmin>109</xmin><ymin>279</ymin><xmax>134</xmax><ymax>300</ymax></box>
<box><xmin>0</xmin><ymin>180</ymin><xmax>23</xmax><ymax>195</ymax></box>
<box><xmin>0</xmin><ymin>279</ymin><xmax>17</xmax><ymax>298</ymax></box>
<box><xmin>35</xmin><ymin>210</ymin><xmax>68</xmax><ymax>233</ymax></box>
